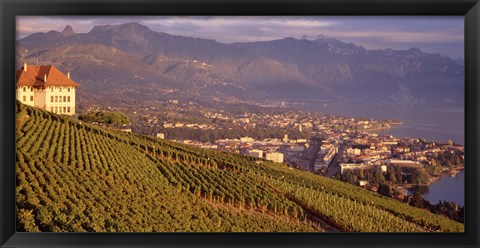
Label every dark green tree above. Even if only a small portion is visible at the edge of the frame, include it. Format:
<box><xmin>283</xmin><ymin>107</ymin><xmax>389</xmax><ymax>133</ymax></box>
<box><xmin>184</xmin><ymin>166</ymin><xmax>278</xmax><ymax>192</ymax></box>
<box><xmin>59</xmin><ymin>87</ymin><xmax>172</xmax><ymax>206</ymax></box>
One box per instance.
<box><xmin>411</xmin><ymin>192</ymin><xmax>424</xmax><ymax>208</ymax></box>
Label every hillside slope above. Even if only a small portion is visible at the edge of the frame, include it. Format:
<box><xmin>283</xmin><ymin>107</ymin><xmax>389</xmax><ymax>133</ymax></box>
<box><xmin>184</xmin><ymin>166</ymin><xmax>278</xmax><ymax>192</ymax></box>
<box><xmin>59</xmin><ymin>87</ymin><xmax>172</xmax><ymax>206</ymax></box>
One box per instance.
<box><xmin>15</xmin><ymin>103</ymin><xmax>464</xmax><ymax>232</ymax></box>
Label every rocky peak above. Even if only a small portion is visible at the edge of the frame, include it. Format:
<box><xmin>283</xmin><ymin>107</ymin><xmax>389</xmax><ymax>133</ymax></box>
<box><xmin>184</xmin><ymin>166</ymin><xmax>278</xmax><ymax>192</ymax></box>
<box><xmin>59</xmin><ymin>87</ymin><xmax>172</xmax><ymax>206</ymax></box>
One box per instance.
<box><xmin>89</xmin><ymin>22</ymin><xmax>151</xmax><ymax>36</ymax></box>
<box><xmin>61</xmin><ymin>25</ymin><xmax>75</xmax><ymax>36</ymax></box>
<box><xmin>408</xmin><ymin>47</ymin><xmax>422</xmax><ymax>53</ymax></box>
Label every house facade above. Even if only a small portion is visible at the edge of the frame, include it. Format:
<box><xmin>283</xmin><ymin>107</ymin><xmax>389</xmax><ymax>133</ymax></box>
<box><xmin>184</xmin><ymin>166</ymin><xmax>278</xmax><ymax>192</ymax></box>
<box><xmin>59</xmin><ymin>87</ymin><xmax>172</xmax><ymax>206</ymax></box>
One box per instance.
<box><xmin>16</xmin><ymin>64</ymin><xmax>80</xmax><ymax>116</ymax></box>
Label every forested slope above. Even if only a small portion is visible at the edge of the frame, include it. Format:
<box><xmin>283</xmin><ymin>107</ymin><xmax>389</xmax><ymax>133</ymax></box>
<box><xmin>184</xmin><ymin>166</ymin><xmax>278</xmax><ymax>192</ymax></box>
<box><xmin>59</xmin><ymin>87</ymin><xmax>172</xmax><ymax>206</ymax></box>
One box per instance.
<box><xmin>15</xmin><ymin>102</ymin><xmax>464</xmax><ymax>232</ymax></box>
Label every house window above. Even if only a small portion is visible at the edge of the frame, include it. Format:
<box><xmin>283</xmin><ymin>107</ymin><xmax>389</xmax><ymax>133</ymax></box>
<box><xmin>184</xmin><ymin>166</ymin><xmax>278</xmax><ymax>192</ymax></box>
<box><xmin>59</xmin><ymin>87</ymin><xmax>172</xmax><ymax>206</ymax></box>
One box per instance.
<box><xmin>63</xmin><ymin>96</ymin><xmax>66</xmax><ymax>102</ymax></box>
<box><xmin>22</xmin><ymin>96</ymin><xmax>26</xmax><ymax>101</ymax></box>
<box><xmin>55</xmin><ymin>96</ymin><xmax>58</xmax><ymax>102</ymax></box>
<box><xmin>63</xmin><ymin>107</ymin><xmax>67</xmax><ymax>113</ymax></box>
<box><xmin>54</xmin><ymin>107</ymin><xmax>58</xmax><ymax>113</ymax></box>
<box><xmin>59</xmin><ymin>88</ymin><xmax>62</xmax><ymax>92</ymax></box>
<box><xmin>30</xmin><ymin>96</ymin><xmax>33</xmax><ymax>101</ymax></box>
<box><xmin>51</xmin><ymin>96</ymin><xmax>54</xmax><ymax>102</ymax></box>
<box><xmin>67</xmin><ymin>106</ymin><xmax>71</xmax><ymax>113</ymax></box>
<box><xmin>68</xmin><ymin>87</ymin><xmax>70</xmax><ymax>92</ymax></box>
<box><xmin>59</xmin><ymin>96</ymin><xmax>62</xmax><ymax>103</ymax></box>
<box><xmin>67</xmin><ymin>96</ymin><xmax>70</xmax><ymax>102</ymax></box>
<box><xmin>23</xmin><ymin>87</ymin><xmax>26</xmax><ymax>92</ymax></box>
<box><xmin>51</xmin><ymin>107</ymin><xmax>54</xmax><ymax>112</ymax></box>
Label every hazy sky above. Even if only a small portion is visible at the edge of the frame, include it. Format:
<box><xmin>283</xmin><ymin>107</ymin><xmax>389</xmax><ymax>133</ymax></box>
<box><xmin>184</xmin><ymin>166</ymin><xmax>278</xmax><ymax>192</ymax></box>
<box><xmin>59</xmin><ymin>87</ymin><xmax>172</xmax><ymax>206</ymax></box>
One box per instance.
<box><xmin>17</xmin><ymin>16</ymin><xmax>464</xmax><ymax>59</ymax></box>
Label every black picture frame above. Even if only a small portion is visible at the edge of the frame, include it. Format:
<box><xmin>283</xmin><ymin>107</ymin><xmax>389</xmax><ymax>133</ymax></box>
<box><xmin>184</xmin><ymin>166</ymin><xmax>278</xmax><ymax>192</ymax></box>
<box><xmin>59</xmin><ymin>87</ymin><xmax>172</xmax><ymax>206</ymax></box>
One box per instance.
<box><xmin>1</xmin><ymin>0</ymin><xmax>479</xmax><ymax>247</ymax></box>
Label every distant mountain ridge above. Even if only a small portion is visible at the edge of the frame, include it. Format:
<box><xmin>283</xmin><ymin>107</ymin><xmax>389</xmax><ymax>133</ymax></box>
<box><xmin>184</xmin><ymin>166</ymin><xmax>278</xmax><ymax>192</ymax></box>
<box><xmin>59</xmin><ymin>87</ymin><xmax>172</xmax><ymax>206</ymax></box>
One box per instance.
<box><xmin>233</xmin><ymin>37</ymin><xmax>463</xmax><ymax>104</ymax></box>
<box><xmin>16</xmin><ymin>22</ymin><xmax>464</xmax><ymax>106</ymax></box>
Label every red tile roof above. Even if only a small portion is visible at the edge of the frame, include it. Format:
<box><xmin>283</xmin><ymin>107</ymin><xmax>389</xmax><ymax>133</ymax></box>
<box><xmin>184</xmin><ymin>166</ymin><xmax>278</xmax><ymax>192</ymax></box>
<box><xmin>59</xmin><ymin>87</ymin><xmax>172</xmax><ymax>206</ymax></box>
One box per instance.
<box><xmin>16</xmin><ymin>65</ymin><xmax>80</xmax><ymax>88</ymax></box>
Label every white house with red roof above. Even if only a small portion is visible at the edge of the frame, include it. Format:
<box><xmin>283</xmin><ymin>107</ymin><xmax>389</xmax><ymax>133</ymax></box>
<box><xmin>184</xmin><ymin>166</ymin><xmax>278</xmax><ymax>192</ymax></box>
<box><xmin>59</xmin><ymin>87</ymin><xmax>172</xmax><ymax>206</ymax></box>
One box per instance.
<box><xmin>16</xmin><ymin>63</ymin><xmax>80</xmax><ymax>116</ymax></box>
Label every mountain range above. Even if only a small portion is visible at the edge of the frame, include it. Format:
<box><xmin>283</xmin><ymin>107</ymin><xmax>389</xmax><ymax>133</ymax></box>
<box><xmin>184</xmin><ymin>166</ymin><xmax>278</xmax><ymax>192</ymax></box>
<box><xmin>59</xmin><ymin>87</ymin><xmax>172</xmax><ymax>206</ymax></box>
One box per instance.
<box><xmin>16</xmin><ymin>22</ymin><xmax>464</xmax><ymax>106</ymax></box>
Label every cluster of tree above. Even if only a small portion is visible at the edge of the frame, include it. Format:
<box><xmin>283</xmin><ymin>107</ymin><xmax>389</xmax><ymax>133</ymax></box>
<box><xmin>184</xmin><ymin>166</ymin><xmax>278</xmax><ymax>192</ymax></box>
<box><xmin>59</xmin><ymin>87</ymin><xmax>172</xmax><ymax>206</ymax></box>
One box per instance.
<box><xmin>78</xmin><ymin>111</ymin><xmax>130</xmax><ymax>125</ymax></box>
<box><xmin>409</xmin><ymin>192</ymin><xmax>464</xmax><ymax>223</ymax></box>
<box><xmin>339</xmin><ymin>165</ymin><xmax>430</xmax><ymax>186</ymax></box>
<box><xmin>436</xmin><ymin>151</ymin><xmax>464</xmax><ymax>169</ymax></box>
<box><xmin>338</xmin><ymin>165</ymin><xmax>462</xmax><ymax>224</ymax></box>
<box><xmin>339</xmin><ymin>168</ymin><xmax>399</xmax><ymax>199</ymax></box>
<box><xmin>134</xmin><ymin>126</ymin><xmax>308</xmax><ymax>143</ymax></box>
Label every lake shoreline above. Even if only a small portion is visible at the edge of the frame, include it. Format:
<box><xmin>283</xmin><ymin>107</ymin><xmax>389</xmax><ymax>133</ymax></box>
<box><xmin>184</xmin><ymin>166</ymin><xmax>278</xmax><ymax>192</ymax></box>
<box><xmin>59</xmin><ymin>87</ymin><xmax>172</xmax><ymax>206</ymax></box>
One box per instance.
<box><xmin>401</xmin><ymin>167</ymin><xmax>465</xmax><ymax>206</ymax></box>
<box><xmin>360</xmin><ymin>123</ymin><xmax>403</xmax><ymax>132</ymax></box>
<box><xmin>402</xmin><ymin>166</ymin><xmax>465</xmax><ymax>190</ymax></box>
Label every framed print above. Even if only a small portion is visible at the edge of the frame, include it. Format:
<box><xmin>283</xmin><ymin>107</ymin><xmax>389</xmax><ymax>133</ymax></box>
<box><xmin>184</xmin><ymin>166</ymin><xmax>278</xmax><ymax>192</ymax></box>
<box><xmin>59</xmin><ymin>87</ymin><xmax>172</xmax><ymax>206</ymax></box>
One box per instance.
<box><xmin>1</xmin><ymin>0</ymin><xmax>479</xmax><ymax>247</ymax></box>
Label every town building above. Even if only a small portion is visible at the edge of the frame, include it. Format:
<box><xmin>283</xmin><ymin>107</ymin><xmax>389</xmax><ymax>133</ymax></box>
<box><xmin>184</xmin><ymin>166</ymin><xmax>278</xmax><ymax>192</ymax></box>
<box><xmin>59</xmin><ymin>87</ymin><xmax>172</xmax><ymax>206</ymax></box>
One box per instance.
<box><xmin>266</xmin><ymin>152</ymin><xmax>284</xmax><ymax>163</ymax></box>
<box><xmin>358</xmin><ymin>180</ymin><xmax>368</xmax><ymax>186</ymax></box>
<box><xmin>248</xmin><ymin>149</ymin><xmax>263</xmax><ymax>159</ymax></box>
<box><xmin>340</xmin><ymin>163</ymin><xmax>366</xmax><ymax>174</ymax></box>
<box><xmin>163</xmin><ymin>123</ymin><xmax>174</xmax><ymax>128</ymax></box>
<box><xmin>16</xmin><ymin>63</ymin><xmax>79</xmax><ymax>115</ymax></box>
<box><xmin>388</xmin><ymin>159</ymin><xmax>423</xmax><ymax>168</ymax></box>
<box><xmin>321</xmin><ymin>146</ymin><xmax>337</xmax><ymax>166</ymax></box>
<box><xmin>240</xmin><ymin>136</ymin><xmax>254</xmax><ymax>143</ymax></box>
<box><xmin>288</xmin><ymin>145</ymin><xmax>305</xmax><ymax>152</ymax></box>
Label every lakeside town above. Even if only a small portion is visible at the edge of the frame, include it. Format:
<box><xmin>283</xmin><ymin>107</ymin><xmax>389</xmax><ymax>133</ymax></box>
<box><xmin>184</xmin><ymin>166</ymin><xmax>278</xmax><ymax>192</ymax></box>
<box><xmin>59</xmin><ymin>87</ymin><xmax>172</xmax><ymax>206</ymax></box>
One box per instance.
<box><xmin>89</xmin><ymin>99</ymin><xmax>464</xmax><ymax>204</ymax></box>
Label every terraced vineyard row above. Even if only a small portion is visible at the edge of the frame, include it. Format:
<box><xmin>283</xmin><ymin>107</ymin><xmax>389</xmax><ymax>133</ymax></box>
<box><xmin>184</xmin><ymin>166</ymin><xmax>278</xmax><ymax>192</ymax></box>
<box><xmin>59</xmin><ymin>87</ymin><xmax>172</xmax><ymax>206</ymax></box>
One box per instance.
<box><xmin>16</xmin><ymin>103</ymin><xmax>319</xmax><ymax>232</ymax></box>
<box><xmin>244</xmin><ymin>163</ymin><xmax>464</xmax><ymax>232</ymax></box>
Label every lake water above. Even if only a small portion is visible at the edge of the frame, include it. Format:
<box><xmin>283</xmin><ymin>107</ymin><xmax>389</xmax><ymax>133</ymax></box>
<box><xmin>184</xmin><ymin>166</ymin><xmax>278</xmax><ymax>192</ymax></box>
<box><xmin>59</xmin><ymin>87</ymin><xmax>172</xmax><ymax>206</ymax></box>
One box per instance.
<box><xmin>298</xmin><ymin>103</ymin><xmax>464</xmax><ymax>145</ymax></box>
<box><xmin>422</xmin><ymin>170</ymin><xmax>464</xmax><ymax>206</ymax></box>
<box><xmin>296</xmin><ymin>102</ymin><xmax>465</xmax><ymax>206</ymax></box>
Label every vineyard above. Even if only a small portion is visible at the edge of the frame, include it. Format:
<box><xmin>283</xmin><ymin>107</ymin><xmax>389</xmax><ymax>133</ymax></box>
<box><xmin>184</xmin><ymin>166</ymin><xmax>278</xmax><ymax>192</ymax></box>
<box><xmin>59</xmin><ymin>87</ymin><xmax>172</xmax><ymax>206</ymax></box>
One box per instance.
<box><xmin>15</xmin><ymin>102</ymin><xmax>464</xmax><ymax>232</ymax></box>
